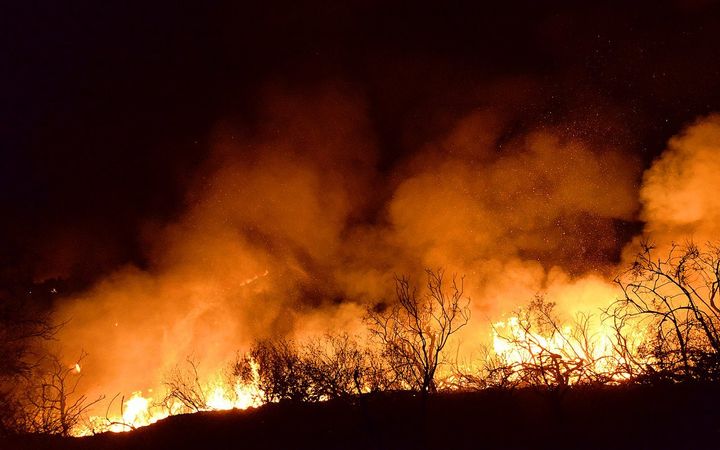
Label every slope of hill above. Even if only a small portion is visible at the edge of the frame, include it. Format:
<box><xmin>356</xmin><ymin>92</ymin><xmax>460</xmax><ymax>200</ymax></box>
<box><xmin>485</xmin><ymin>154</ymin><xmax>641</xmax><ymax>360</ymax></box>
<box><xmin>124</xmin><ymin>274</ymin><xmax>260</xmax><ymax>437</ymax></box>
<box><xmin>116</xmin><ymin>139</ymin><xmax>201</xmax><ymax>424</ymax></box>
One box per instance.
<box><xmin>4</xmin><ymin>383</ymin><xmax>720</xmax><ymax>450</ymax></box>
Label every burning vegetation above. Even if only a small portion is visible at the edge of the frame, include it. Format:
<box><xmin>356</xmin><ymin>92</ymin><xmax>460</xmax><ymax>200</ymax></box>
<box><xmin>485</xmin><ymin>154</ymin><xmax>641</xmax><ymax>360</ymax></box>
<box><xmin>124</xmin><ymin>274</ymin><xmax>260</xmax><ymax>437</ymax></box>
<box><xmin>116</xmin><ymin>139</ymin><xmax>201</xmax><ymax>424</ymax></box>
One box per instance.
<box><xmin>4</xmin><ymin>240</ymin><xmax>720</xmax><ymax>437</ymax></box>
<box><xmin>4</xmin><ymin>68</ymin><xmax>720</xmax><ymax>443</ymax></box>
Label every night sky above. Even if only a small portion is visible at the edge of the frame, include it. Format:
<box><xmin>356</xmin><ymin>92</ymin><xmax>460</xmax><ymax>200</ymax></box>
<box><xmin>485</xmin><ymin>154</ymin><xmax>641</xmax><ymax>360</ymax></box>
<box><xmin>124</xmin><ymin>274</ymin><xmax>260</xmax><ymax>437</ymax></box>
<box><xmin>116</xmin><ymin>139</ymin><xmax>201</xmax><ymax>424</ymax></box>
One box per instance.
<box><xmin>3</xmin><ymin>0</ymin><xmax>720</xmax><ymax>296</ymax></box>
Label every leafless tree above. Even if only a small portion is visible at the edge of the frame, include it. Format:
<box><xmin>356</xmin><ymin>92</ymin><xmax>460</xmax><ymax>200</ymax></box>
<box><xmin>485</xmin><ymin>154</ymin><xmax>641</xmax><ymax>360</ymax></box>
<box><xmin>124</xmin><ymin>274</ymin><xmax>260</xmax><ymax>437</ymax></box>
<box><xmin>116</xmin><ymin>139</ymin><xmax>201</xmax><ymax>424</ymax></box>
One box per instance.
<box><xmin>22</xmin><ymin>351</ymin><xmax>102</xmax><ymax>436</ymax></box>
<box><xmin>491</xmin><ymin>296</ymin><xmax>615</xmax><ymax>389</ymax></box>
<box><xmin>0</xmin><ymin>295</ymin><xmax>58</xmax><ymax>435</ymax></box>
<box><xmin>161</xmin><ymin>357</ymin><xmax>209</xmax><ymax>413</ymax></box>
<box><xmin>365</xmin><ymin>269</ymin><xmax>471</xmax><ymax>394</ymax></box>
<box><xmin>608</xmin><ymin>241</ymin><xmax>720</xmax><ymax>382</ymax></box>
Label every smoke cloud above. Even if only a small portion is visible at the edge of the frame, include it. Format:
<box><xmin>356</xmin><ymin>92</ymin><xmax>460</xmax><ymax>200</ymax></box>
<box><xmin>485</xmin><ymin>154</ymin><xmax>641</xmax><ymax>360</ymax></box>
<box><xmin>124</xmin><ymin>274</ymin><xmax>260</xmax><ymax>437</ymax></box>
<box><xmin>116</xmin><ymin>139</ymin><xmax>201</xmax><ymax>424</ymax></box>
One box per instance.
<box><xmin>640</xmin><ymin>114</ymin><xmax>720</xmax><ymax>241</ymax></box>
<box><xmin>57</xmin><ymin>86</ymin><xmax>720</xmax><ymax>408</ymax></box>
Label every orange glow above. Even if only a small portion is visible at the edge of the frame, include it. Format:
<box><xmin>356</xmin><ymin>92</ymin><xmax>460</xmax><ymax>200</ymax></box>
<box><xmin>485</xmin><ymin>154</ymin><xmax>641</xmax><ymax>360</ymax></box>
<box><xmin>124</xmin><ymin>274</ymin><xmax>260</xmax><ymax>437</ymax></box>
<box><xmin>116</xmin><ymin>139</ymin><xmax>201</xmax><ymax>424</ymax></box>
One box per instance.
<box><xmin>75</xmin><ymin>364</ymin><xmax>264</xmax><ymax>436</ymax></box>
<box><xmin>48</xmin><ymin>99</ymin><xmax>720</xmax><ymax>436</ymax></box>
<box><xmin>490</xmin><ymin>313</ymin><xmax>638</xmax><ymax>384</ymax></box>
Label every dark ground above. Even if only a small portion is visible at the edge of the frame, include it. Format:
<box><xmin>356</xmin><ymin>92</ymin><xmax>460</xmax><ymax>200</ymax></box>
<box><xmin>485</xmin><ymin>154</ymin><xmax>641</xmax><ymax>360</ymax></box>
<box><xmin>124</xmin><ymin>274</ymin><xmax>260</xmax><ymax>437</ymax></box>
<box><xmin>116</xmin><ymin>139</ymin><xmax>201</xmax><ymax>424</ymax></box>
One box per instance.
<box><xmin>3</xmin><ymin>383</ymin><xmax>720</xmax><ymax>450</ymax></box>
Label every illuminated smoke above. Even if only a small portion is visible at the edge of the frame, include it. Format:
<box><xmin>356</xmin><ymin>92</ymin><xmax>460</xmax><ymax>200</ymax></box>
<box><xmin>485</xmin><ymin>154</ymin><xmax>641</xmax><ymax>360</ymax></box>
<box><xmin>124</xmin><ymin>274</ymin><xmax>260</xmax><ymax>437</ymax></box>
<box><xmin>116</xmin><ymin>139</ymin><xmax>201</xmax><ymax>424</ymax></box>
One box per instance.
<box><xmin>639</xmin><ymin>114</ymin><xmax>720</xmax><ymax>241</ymax></box>
<box><xmin>56</xmin><ymin>85</ymin><xmax>381</xmax><ymax>399</ymax></box>
<box><xmin>55</xmin><ymin>87</ymin><xmax>719</xmax><ymax>416</ymax></box>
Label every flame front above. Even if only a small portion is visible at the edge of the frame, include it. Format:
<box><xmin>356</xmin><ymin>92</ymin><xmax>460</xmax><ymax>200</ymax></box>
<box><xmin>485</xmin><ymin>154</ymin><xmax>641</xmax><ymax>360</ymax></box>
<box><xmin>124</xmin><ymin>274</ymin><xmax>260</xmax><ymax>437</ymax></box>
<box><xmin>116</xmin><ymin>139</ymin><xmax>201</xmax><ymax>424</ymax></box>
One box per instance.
<box><xmin>43</xmin><ymin>104</ymin><xmax>720</xmax><ymax>436</ymax></box>
<box><xmin>491</xmin><ymin>314</ymin><xmax>635</xmax><ymax>385</ymax></box>
<box><xmin>77</xmin><ymin>365</ymin><xmax>264</xmax><ymax>436</ymax></box>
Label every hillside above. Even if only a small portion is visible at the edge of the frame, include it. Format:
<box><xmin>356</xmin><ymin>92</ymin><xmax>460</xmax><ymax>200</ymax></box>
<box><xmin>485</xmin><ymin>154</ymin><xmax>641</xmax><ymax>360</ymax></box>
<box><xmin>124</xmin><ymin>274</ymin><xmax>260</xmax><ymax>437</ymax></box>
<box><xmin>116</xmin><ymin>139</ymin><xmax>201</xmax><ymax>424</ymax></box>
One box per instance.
<box><xmin>4</xmin><ymin>383</ymin><xmax>720</xmax><ymax>450</ymax></box>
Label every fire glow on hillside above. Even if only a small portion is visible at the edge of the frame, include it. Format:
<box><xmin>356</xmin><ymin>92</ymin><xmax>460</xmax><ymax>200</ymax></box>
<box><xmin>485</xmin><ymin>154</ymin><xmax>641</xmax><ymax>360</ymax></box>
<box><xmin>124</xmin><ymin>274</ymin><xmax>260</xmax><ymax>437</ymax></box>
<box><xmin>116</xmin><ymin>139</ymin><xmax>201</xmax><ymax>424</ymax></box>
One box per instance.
<box><xmin>5</xmin><ymin>4</ymin><xmax>720</xmax><ymax>438</ymax></box>
<box><xmin>46</xmin><ymin>111</ymin><xmax>720</xmax><ymax>436</ymax></box>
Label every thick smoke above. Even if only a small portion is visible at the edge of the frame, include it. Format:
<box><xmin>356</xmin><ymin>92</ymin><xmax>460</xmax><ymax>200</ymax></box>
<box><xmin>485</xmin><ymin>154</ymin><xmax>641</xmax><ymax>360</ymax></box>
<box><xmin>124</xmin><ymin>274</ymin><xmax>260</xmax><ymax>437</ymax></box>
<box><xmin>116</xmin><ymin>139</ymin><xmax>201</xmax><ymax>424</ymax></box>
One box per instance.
<box><xmin>640</xmin><ymin>114</ymin><xmax>720</xmax><ymax>241</ymax></box>
<box><xmin>55</xmin><ymin>84</ymin><xmax>677</xmax><ymax>405</ymax></box>
<box><xmin>56</xmin><ymin>85</ymin><xmax>380</xmax><ymax>396</ymax></box>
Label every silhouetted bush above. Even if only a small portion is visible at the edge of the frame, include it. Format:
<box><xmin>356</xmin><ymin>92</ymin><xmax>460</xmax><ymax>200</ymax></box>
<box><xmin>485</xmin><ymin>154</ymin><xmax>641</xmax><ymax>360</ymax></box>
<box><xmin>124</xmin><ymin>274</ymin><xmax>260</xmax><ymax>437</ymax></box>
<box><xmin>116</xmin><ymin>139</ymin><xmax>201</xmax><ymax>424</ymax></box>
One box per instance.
<box><xmin>365</xmin><ymin>269</ymin><xmax>470</xmax><ymax>394</ymax></box>
<box><xmin>162</xmin><ymin>357</ymin><xmax>209</xmax><ymax>413</ymax></box>
<box><xmin>232</xmin><ymin>333</ymin><xmax>396</xmax><ymax>404</ymax></box>
<box><xmin>0</xmin><ymin>294</ymin><xmax>58</xmax><ymax>435</ymax></box>
<box><xmin>609</xmin><ymin>241</ymin><xmax>720</xmax><ymax>382</ymax></box>
<box><xmin>18</xmin><ymin>352</ymin><xmax>101</xmax><ymax>436</ymax></box>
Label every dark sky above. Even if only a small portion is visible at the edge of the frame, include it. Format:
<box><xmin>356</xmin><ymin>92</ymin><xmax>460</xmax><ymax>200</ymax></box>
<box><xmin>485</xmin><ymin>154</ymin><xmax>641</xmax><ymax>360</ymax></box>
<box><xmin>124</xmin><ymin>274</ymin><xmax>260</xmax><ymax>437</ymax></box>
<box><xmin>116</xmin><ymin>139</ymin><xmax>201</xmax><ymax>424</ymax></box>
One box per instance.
<box><xmin>2</xmin><ymin>0</ymin><xmax>720</xmax><ymax>292</ymax></box>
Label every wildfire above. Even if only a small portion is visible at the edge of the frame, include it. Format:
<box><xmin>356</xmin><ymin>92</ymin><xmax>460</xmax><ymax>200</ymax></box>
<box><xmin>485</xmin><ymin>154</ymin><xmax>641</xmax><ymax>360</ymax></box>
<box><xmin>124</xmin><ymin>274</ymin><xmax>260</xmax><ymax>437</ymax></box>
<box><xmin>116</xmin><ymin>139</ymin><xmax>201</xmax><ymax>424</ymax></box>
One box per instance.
<box><xmin>492</xmin><ymin>316</ymin><xmax>608</xmax><ymax>381</ymax></box>
<box><xmin>492</xmin><ymin>317</ymin><xmax>614</xmax><ymax>366</ymax></box>
<box><xmin>70</xmin><ymin>298</ymin><xmax>651</xmax><ymax>436</ymax></box>
<box><xmin>75</xmin><ymin>360</ymin><xmax>264</xmax><ymax>436</ymax></box>
<box><xmin>490</xmin><ymin>298</ymin><xmax>651</xmax><ymax>386</ymax></box>
<box><xmin>121</xmin><ymin>392</ymin><xmax>153</xmax><ymax>428</ymax></box>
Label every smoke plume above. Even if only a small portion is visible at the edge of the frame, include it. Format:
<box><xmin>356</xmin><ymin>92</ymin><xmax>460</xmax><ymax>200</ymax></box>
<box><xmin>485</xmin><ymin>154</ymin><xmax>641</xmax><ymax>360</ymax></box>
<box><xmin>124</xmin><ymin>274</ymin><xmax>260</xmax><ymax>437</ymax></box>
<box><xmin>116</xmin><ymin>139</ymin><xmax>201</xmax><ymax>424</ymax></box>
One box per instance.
<box><xmin>640</xmin><ymin>114</ymin><xmax>720</xmax><ymax>241</ymax></box>
<box><xmin>56</xmin><ymin>86</ymin><xmax>720</xmax><ymax>408</ymax></box>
